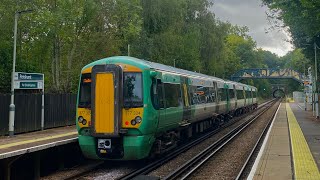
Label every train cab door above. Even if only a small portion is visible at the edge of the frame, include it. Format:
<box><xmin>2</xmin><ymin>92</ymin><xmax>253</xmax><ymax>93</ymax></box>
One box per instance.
<box><xmin>91</xmin><ymin>64</ymin><xmax>122</xmax><ymax>136</ymax></box>
<box><xmin>154</xmin><ymin>79</ymin><xmax>166</xmax><ymax>131</ymax></box>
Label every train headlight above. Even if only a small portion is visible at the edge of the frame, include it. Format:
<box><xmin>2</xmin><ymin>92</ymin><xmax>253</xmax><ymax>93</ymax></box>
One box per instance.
<box><xmin>78</xmin><ymin>116</ymin><xmax>84</xmax><ymax>123</ymax></box>
<box><xmin>135</xmin><ymin>116</ymin><xmax>142</xmax><ymax>123</ymax></box>
<box><xmin>131</xmin><ymin>120</ymin><xmax>137</xmax><ymax>125</ymax></box>
<box><xmin>82</xmin><ymin>119</ymin><xmax>87</xmax><ymax>125</ymax></box>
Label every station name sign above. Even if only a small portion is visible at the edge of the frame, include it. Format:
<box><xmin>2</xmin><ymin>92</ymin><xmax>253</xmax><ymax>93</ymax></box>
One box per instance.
<box><xmin>14</xmin><ymin>72</ymin><xmax>43</xmax><ymax>81</ymax></box>
<box><xmin>14</xmin><ymin>72</ymin><xmax>44</xmax><ymax>90</ymax></box>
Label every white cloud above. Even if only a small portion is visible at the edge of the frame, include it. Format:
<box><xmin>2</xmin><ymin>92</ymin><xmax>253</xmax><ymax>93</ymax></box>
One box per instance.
<box><xmin>209</xmin><ymin>0</ymin><xmax>293</xmax><ymax>56</ymax></box>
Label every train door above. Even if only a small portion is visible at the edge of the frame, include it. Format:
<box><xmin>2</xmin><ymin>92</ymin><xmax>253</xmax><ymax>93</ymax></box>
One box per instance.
<box><xmin>91</xmin><ymin>64</ymin><xmax>122</xmax><ymax>136</ymax></box>
<box><xmin>155</xmin><ymin>79</ymin><xmax>166</xmax><ymax>131</ymax></box>
<box><xmin>181</xmin><ymin>77</ymin><xmax>191</xmax><ymax>122</ymax></box>
<box><xmin>214</xmin><ymin>82</ymin><xmax>219</xmax><ymax>113</ymax></box>
<box><xmin>243</xmin><ymin>87</ymin><xmax>246</xmax><ymax>106</ymax></box>
<box><xmin>234</xmin><ymin>85</ymin><xmax>237</xmax><ymax>109</ymax></box>
<box><xmin>226</xmin><ymin>84</ymin><xmax>231</xmax><ymax>112</ymax></box>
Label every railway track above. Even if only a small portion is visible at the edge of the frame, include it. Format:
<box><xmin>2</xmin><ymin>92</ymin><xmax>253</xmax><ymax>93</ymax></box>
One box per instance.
<box><xmin>45</xmin><ymin>99</ymin><xmax>276</xmax><ymax>180</ymax></box>
<box><xmin>162</xmin><ymin>99</ymin><xmax>280</xmax><ymax>180</ymax></box>
<box><xmin>117</xmin><ymin>99</ymin><xmax>277</xmax><ymax>180</ymax></box>
<box><xmin>235</xmin><ymin>100</ymin><xmax>281</xmax><ymax>179</ymax></box>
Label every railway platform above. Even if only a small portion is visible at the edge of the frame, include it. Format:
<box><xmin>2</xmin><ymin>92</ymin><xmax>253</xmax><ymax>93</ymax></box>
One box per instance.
<box><xmin>249</xmin><ymin>103</ymin><xmax>320</xmax><ymax>180</ymax></box>
<box><xmin>0</xmin><ymin>125</ymin><xmax>77</xmax><ymax>179</ymax></box>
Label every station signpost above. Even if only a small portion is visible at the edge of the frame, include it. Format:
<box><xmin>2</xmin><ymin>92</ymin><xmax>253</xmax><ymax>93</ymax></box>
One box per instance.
<box><xmin>9</xmin><ymin>72</ymin><xmax>45</xmax><ymax>135</ymax></box>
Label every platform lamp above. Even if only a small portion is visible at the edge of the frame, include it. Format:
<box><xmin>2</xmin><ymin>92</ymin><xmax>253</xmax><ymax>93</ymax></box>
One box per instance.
<box><xmin>314</xmin><ymin>42</ymin><xmax>320</xmax><ymax>118</ymax></box>
<box><xmin>9</xmin><ymin>9</ymin><xmax>34</xmax><ymax>137</ymax></box>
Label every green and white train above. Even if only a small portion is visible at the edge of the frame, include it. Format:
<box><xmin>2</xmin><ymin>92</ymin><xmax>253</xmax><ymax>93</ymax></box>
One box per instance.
<box><xmin>76</xmin><ymin>56</ymin><xmax>257</xmax><ymax>160</ymax></box>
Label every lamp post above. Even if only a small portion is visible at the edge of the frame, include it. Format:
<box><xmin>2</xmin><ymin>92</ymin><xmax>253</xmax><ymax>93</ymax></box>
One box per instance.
<box><xmin>314</xmin><ymin>42</ymin><xmax>319</xmax><ymax>118</ymax></box>
<box><xmin>301</xmin><ymin>41</ymin><xmax>320</xmax><ymax>117</ymax></box>
<box><xmin>9</xmin><ymin>9</ymin><xmax>33</xmax><ymax>136</ymax></box>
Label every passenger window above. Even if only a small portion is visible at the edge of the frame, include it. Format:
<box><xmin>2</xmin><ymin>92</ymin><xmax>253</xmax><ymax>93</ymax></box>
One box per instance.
<box><xmin>246</xmin><ymin>90</ymin><xmax>251</xmax><ymax>99</ymax></box>
<box><xmin>189</xmin><ymin>86</ymin><xmax>197</xmax><ymax>105</ymax></box>
<box><xmin>208</xmin><ymin>87</ymin><xmax>215</xmax><ymax>103</ymax></box>
<box><xmin>229</xmin><ymin>89</ymin><xmax>235</xmax><ymax>99</ymax></box>
<box><xmin>196</xmin><ymin>86</ymin><xmax>206</xmax><ymax>104</ymax></box>
<box><xmin>164</xmin><ymin>83</ymin><xmax>181</xmax><ymax>108</ymax></box>
<box><xmin>237</xmin><ymin>90</ymin><xmax>244</xmax><ymax>99</ymax></box>
<box><xmin>218</xmin><ymin>88</ymin><xmax>227</xmax><ymax>101</ymax></box>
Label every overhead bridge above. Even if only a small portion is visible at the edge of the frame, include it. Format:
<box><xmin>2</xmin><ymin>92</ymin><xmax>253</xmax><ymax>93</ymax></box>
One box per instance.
<box><xmin>230</xmin><ymin>68</ymin><xmax>306</xmax><ymax>83</ymax></box>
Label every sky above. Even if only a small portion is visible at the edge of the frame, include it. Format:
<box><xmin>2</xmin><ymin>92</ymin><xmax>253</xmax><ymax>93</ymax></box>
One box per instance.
<box><xmin>209</xmin><ymin>0</ymin><xmax>293</xmax><ymax>56</ymax></box>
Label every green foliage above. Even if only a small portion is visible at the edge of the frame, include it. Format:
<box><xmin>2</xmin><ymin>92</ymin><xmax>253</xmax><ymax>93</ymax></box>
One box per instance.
<box><xmin>0</xmin><ymin>0</ymin><xmax>306</xmax><ymax>99</ymax></box>
<box><xmin>262</xmin><ymin>0</ymin><xmax>319</xmax><ymax>72</ymax></box>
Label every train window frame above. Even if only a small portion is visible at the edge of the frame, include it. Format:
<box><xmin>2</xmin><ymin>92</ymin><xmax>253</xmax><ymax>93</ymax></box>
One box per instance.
<box><xmin>123</xmin><ymin>72</ymin><xmax>144</xmax><ymax>108</ymax></box>
<box><xmin>164</xmin><ymin>83</ymin><xmax>182</xmax><ymax>108</ymax></box>
<box><xmin>218</xmin><ymin>88</ymin><xmax>227</xmax><ymax>101</ymax></box>
<box><xmin>189</xmin><ymin>85</ymin><xmax>198</xmax><ymax>105</ymax></box>
<box><xmin>209</xmin><ymin>86</ymin><xmax>216</xmax><ymax>103</ymax></box>
<box><xmin>196</xmin><ymin>86</ymin><xmax>207</xmax><ymax>104</ymax></box>
<box><xmin>78</xmin><ymin>73</ymin><xmax>92</xmax><ymax>108</ymax></box>
<box><xmin>228</xmin><ymin>88</ymin><xmax>235</xmax><ymax>100</ymax></box>
<box><xmin>237</xmin><ymin>89</ymin><xmax>244</xmax><ymax>99</ymax></box>
<box><xmin>245</xmin><ymin>90</ymin><xmax>251</xmax><ymax>99</ymax></box>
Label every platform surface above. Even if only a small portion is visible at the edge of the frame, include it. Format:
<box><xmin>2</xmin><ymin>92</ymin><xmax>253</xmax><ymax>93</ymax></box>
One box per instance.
<box><xmin>0</xmin><ymin>126</ymin><xmax>77</xmax><ymax>160</ymax></box>
<box><xmin>250</xmin><ymin>103</ymin><xmax>320</xmax><ymax>180</ymax></box>
<box><xmin>291</xmin><ymin>103</ymin><xmax>320</xmax><ymax>169</ymax></box>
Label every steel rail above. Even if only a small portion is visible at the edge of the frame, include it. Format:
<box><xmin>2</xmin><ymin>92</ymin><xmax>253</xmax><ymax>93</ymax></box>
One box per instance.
<box><xmin>163</xmin><ymin>100</ymin><xmax>279</xmax><ymax>180</ymax></box>
<box><xmin>235</xmin><ymin>101</ymin><xmax>281</xmax><ymax>180</ymax></box>
<box><xmin>118</xmin><ymin>99</ymin><xmax>276</xmax><ymax>180</ymax></box>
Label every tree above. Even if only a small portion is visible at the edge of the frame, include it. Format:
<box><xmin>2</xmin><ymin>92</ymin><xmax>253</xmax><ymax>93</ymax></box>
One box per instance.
<box><xmin>262</xmin><ymin>0</ymin><xmax>320</xmax><ymax>64</ymax></box>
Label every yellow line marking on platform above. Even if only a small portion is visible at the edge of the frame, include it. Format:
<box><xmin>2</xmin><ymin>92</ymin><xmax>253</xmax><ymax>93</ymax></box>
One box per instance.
<box><xmin>0</xmin><ymin>132</ymin><xmax>77</xmax><ymax>149</ymax></box>
<box><xmin>286</xmin><ymin>103</ymin><xmax>320</xmax><ymax>179</ymax></box>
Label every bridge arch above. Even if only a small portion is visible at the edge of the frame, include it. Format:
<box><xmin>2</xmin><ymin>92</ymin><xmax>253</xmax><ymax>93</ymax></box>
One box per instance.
<box><xmin>273</xmin><ymin>89</ymin><xmax>285</xmax><ymax>98</ymax></box>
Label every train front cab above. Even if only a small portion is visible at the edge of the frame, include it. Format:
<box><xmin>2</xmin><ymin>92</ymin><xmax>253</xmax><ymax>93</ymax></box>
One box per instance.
<box><xmin>77</xmin><ymin>63</ymin><xmax>155</xmax><ymax>160</ymax></box>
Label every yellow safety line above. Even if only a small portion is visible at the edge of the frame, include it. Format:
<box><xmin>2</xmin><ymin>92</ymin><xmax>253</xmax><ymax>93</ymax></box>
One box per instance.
<box><xmin>0</xmin><ymin>132</ymin><xmax>78</xmax><ymax>149</ymax></box>
<box><xmin>286</xmin><ymin>103</ymin><xmax>320</xmax><ymax>179</ymax></box>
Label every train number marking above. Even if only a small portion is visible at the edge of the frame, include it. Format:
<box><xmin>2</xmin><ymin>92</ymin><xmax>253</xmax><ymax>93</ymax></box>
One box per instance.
<box><xmin>125</xmin><ymin>110</ymin><xmax>141</xmax><ymax>116</ymax></box>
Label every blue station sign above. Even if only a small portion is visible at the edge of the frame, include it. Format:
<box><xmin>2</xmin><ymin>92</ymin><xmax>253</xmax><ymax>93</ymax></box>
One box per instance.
<box><xmin>14</xmin><ymin>72</ymin><xmax>44</xmax><ymax>90</ymax></box>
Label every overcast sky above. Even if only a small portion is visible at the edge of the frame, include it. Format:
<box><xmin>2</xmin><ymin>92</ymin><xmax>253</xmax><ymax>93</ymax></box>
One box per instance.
<box><xmin>209</xmin><ymin>0</ymin><xmax>293</xmax><ymax>56</ymax></box>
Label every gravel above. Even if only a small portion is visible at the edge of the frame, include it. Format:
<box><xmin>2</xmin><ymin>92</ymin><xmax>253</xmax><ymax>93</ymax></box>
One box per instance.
<box><xmin>188</xmin><ymin>101</ymin><xmax>280</xmax><ymax>179</ymax></box>
<box><xmin>147</xmin><ymin>103</ymin><xmax>271</xmax><ymax>179</ymax></box>
<box><xmin>73</xmin><ymin>161</ymin><xmax>144</xmax><ymax>180</ymax></box>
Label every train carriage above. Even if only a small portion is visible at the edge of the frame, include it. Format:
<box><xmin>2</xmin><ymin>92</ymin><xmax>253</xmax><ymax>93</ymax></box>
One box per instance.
<box><xmin>77</xmin><ymin>56</ymin><xmax>258</xmax><ymax>160</ymax></box>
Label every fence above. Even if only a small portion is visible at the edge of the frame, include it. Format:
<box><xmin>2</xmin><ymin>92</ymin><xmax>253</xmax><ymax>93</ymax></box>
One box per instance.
<box><xmin>0</xmin><ymin>94</ymin><xmax>77</xmax><ymax>136</ymax></box>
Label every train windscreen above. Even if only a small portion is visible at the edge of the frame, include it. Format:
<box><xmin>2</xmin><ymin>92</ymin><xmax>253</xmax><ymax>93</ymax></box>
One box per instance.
<box><xmin>78</xmin><ymin>73</ymin><xmax>91</xmax><ymax>108</ymax></box>
<box><xmin>123</xmin><ymin>72</ymin><xmax>143</xmax><ymax>108</ymax></box>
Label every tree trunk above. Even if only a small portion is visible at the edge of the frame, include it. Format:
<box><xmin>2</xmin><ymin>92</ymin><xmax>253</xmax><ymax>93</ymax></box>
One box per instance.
<box><xmin>67</xmin><ymin>39</ymin><xmax>77</xmax><ymax>92</ymax></box>
<box><xmin>54</xmin><ymin>35</ymin><xmax>61</xmax><ymax>91</ymax></box>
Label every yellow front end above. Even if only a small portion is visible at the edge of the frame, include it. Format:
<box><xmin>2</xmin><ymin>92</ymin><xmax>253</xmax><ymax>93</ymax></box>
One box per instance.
<box><xmin>95</xmin><ymin>73</ymin><xmax>115</xmax><ymax>134</ymax></box>
<box><xmin>77</xmin><ymin>63</ymin><xmax>150</xmax><ymax>160</ymax></box>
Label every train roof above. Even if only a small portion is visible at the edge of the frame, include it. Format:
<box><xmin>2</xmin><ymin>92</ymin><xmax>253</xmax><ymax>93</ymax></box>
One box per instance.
<box><xmin>85</xmin><ymin>56</ymin><xmax>225</xmax><ymax>82</ymax></box>
<box><xmin>140</xmin><ymin>58</ymin><xmax>225</xmax><ymax>82</ymax></box>
<box><xmin>83</xmin><ymin>56</ymin><xmax>257</xmax><ymax>89</ymax></box>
